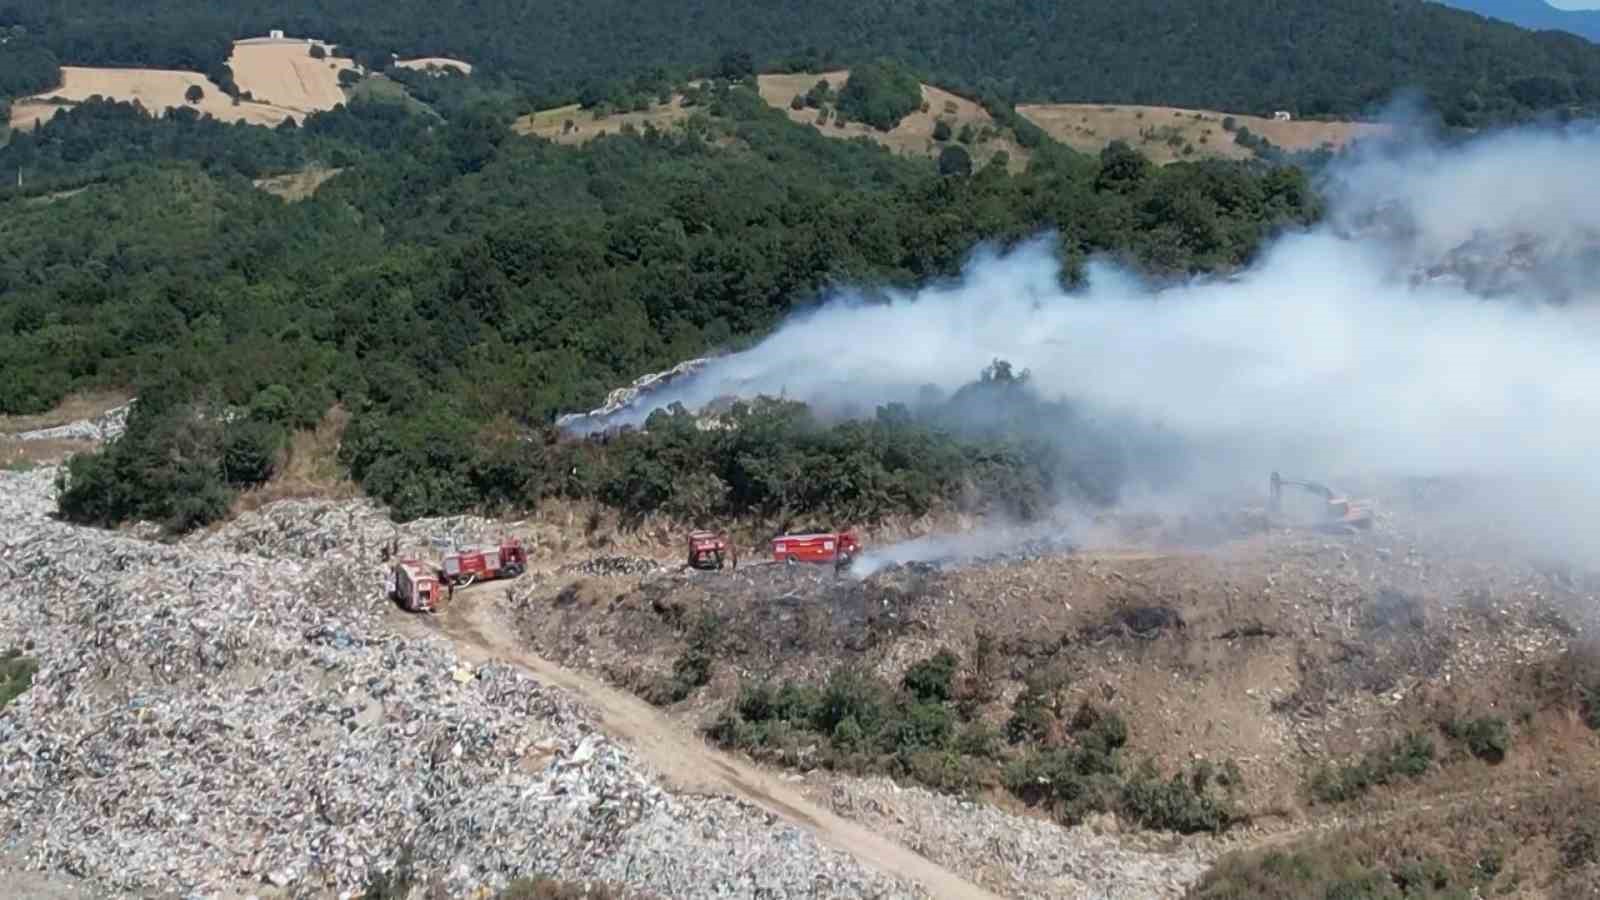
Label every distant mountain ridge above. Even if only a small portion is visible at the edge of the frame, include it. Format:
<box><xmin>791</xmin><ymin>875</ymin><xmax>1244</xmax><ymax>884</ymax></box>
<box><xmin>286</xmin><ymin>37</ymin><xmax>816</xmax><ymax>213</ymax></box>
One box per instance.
<box><xmin>1434</xmin><ymin>0</ymin><xmax>1600</xmax><ymax>42</ymax></box>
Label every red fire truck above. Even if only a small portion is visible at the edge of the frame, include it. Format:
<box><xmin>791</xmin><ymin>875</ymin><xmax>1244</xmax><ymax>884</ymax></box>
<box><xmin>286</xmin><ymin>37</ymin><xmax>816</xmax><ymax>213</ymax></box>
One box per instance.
<box><xmin>388</xmin><ymin>559</ymin><xmax>445</xmax><ymax>613</ymax></box>
<box><xmin>770</xmin><ymin>530</ymin><xmax>862</xmax><ymax>566</ymax></box>
<box><xmin>440</xmin><ymin>538</ymin><xmax>528</xmax><ymax>588</ymax></box>
<box><xmin>687</xmin><ymin>530</ymin><xmax>737</xmax><ymax>570</ymax></box>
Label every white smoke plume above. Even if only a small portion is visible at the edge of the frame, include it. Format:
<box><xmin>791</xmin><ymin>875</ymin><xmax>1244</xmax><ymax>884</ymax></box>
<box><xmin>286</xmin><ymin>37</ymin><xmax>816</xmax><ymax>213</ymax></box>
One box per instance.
<box><xmin>568</xmin><ymin>120</ymin><xmax>1600</xmax><ymax>569</ymax></box>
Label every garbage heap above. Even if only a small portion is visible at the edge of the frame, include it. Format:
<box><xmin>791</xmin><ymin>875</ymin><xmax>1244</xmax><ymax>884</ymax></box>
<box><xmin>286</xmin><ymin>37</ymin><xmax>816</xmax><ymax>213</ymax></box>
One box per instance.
<box><xmin>0</xmin><ymin>467</ymin><xmax>920</xmax><ymax>900</ymax></box>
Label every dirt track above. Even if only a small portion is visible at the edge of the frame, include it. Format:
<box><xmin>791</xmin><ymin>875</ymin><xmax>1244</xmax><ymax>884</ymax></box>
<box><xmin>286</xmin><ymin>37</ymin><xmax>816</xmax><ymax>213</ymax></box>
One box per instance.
<box><xmin>394</xmin><ymin>588</ymin><xmax>1007</xmax><ymax>900</ymax></box>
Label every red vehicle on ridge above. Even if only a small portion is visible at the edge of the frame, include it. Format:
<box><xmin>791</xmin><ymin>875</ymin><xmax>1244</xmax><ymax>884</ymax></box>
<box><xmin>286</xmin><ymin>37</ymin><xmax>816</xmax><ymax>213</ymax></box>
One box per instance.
<box><xmin>440</xmin><ymin>538</ymin><xmax>527</xmax><ymax>588</ymax></box>
<box><xmin>687</xmin><ymin>530</ymin><xmax>737</xmax><ymax>570</ymax></box>
<box><xmin>388</xmin><ymin>560</ymin><xmax>445</xmax><ymax>613</ymax></box>
<box><xmin>771</xmin><ymin>530</ymin><xmax>862</xmax><ymax>566</ymax></box>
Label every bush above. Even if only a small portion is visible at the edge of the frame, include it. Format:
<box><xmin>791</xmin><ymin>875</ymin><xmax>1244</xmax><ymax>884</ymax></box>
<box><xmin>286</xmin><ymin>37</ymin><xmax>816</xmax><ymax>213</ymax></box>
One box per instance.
<box><xmin>836</xmin><ymin>59</ymin><xmax>923</xmax><ymax>130</ymax></box>
<box><xmin>1443</xmin><ymin>716</ymin><xmax>1510</xmax><ymax>764</ymax></box>
<box><xmin>932</xmin><ymin>118</ymin><xmax>952</xmax><ymax>141</ymax></box>
<box><xmin>1308</xmin><ymin>732</ymin><xmax>1435</xmax><ymax>804</ymax></box>
<box><xmin>642</xmin><ymin>611</ymin><xmax>721</xmax><ymax>705</ymax></box>
<box><xmin>1</xmin><ymin>649</ymin><xmax>38</xmax><ymax>712</ymax></box>
<box><xmin>710</xmin><ymin>651</ymin><xmax>1235</xmax><ymax>834</ymax></box>
<box><xmin>902</xmin><ymin>648</ymin><xmax>959</xmax><ymax>702</ymax></box>
<box><xmin>937</xmin><ymin>144</ymin><xmax>972</xmax><ymax>176</ymax></box>
<box><xmin>1120</xmin><ymin>762</ymin><xmax>1238</xmax><ymax>833</ymax></box>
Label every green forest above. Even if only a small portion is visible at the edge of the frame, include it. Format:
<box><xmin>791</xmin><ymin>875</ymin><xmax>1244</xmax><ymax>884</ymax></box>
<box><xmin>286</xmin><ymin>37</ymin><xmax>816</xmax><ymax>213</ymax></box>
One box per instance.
<box><xmin>7</xmin><ymin>0</ymin><xmax>1600</xmax><ymax>123</ymax></box>
<box><xmin>2</xmin><ymin>75</ymin><xmax>1316</xmax><ymax>532</ymax></box>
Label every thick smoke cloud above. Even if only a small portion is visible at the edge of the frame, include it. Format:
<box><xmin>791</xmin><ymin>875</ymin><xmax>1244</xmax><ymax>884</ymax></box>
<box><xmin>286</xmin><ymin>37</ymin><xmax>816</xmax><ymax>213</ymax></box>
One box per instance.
<box><xmin>567</xmin><ymin>121</ymin><xmax>1600</xmax><ymax>567</ymax></box>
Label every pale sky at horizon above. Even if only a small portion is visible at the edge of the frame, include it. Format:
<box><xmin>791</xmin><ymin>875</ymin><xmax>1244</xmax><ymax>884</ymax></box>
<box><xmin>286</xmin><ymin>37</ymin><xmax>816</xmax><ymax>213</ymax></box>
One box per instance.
<box><xmin>1548</xmin><ymin>1</ymin><xmax>1600</xmax><ymax>9</ymax></box>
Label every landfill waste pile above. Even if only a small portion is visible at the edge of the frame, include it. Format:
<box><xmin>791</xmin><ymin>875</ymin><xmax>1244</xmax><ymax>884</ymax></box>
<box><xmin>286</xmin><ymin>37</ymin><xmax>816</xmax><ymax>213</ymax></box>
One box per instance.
<box><xmin>554</xmin><ymin>358</ymin><xmax>711</xmax><ymax>435</ymax></box>
<box><xmin>10</xmin><ymin>402</ymin><xmax>133</xmax><ymax>444</ymax></box>
<box><xmin>0</xmin><ymin>466</ymin><xmax>925</xmax><ymax>899</ymax></box>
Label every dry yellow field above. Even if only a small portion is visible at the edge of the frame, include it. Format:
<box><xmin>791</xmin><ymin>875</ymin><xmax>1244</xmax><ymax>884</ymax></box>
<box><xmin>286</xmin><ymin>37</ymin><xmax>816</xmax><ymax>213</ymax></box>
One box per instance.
<box><xmin>756</xmin><ymin>70</ymin><xmax>1028</xmax><ymax>172</ymax></box>
<box><xmin>394</xmin><ymin>57</ymin><xmax>474</xmax><ymax>76</ymax></box>
<box><xmin>513</xmin><ymin>100</ymin><xmax>695</xmax><ymax>144</ymax></box>
<box><xmin>8</xmin><ymin>66</ymin><xmax>300</xmax><ymax>132</ymax></box>
<box><xmin>1017</xmin><ymin>102</ymin><xmax>1389</xmax><ymax>164</ymax></box>
<box><xmin>228</xmin><ymin>37</ymin><xmax>357</xmax><ymax>114</ymax></box>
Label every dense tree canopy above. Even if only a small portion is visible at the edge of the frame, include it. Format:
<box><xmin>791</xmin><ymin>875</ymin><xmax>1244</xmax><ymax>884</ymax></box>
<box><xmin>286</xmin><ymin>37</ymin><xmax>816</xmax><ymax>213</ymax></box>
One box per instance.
<box><xmin>0</xmin><ymin>79</ymin><xmax>1320</xmax><ymax>531</ymax></box>
<box><xmin>0</xmin><ymin>29</ymin><xmax>61</xmax><ymax>100</ymax></box>
<box><xmin>6</xmin><ymin>0</ymin><xmax>1600</xmax><ymax>122</ymax></box>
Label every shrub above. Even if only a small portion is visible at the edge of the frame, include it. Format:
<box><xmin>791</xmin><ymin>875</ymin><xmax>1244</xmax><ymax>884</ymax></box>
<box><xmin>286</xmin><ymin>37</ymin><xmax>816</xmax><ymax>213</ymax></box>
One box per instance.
<box><xmin>642</xmin><ymin>612</ymin><xmax>721</xmax><ymax>705</ymax></box>
<box><xmin>1443</xmin><ymin>716</ymin><xmax>1510</xmax><ymax>763</ymax></box>
<box><xmin>1120</xmin><ymin>763</ymin><xmax>1238</xmax><ymax>833</ymax></box>
<box><xmin>836</xmin><ymin>59</ymin><xmax>922</xmax><ymax>130</ymax></box>
<box><xmin>1</xmin><ymin>649</ymin><xmax>38</xmax><ymax>711</ymax></box>
<box><xmin>932</xmin><ymin>118</ymin><xmax>952</xmax><ymax>141</ymax></box>
<box><xmin>1308</xmin><ymin>732</ymin><xmax>1435</xmax><ymax>804</ymax></box>
<box><xmin>902</xmin><ymin>648</ymin><xmax>959</xmax><ymax>702</ymax></box>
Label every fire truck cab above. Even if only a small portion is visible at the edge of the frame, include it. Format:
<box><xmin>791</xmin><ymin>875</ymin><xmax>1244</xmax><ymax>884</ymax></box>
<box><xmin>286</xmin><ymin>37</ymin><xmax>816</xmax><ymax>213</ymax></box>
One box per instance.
<box><xmin>388</xmin><ymin>560</ymin><xmax>444</xmax><ymax>613</ymax></box>
<box><xmin>440</xmin><ymin>538</ymin><xmax>528</xmax><ymax>588</ymax></box>
<box><xmin>687</xmin><ymin>530</ymin><xmax>736</xmax><ymax>570</ymax></box>
<box><xmin>771</xmin><ymin>530</ymin><xmax>862</xmax><ymax>565</ymax></box>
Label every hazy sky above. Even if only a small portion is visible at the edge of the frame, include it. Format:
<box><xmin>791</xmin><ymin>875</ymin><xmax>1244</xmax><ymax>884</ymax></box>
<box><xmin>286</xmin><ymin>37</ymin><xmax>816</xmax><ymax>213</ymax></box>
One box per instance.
<box><xmin>1547</xmin><ymin>1</ymin><xmax>1600</xmax><ymax>9</ymax></box>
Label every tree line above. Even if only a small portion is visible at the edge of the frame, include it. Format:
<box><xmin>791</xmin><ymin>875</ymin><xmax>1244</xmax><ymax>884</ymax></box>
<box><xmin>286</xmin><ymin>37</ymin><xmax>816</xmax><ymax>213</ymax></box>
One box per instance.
<box><xmin>7</xmin><ymin>0</ymin><xmax>1600</xmax><ymax>124</ymax></box>
<box><xmin>2</xmin><ymin>79</ymin><xmax>1317</xmax><ymax>531</ymax></box>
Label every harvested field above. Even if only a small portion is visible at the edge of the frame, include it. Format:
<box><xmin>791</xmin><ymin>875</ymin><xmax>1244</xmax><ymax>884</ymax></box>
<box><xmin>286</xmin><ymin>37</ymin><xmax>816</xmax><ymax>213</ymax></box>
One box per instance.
<box><xmin>394</xmin><ymin>57</ymin><xmax>474</xmax><ymax>76</ymax></box>
<box><xmin>513</xmin><ymin>100</ymin><xmax>694</xmax><ymax>144</ymax></box>
<box><xmin>228</xmin><ymin>37</ymin><xmax>357</xmax><ymax>114</ymax></box>
<box><xmin>9</xmin><ymin>67</ymin><xmax>300</xmax><ymax>132</ymax></box>
<box><xmin>757</xmin><ymin>70</ymin><xmax>1028</xmax><ymax>172</ymax></box>
<box><xmin>1017</xmin><ymin>103</ymin><xmax>1389</xmax><ymax>164</ymax></box>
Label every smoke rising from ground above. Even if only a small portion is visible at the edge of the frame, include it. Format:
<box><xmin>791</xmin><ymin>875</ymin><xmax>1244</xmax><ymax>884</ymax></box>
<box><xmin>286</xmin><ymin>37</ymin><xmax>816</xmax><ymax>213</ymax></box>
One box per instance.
<box><xmin>572</xmin><ymin>121</ymin><xmax>1600</xmax><ymax>568</ymax></box>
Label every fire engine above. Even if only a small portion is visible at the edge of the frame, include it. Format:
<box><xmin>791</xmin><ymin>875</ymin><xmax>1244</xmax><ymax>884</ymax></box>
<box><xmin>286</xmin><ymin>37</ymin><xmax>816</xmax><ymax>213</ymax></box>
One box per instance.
<box><xmin>771</xmin><ymin>530</ymin><xmax>862</xmax><ymax>565</ymax></box>
<box><xmin>687</xmin><ymin>530</ymin><xmax>737</xmax><ymax>570</ymax></box>
<box><xmin>388</xmin><ymin>559</ymin><xmax>445</xmax><ymax>613</ymax></box>
<box><xmin>440</xmin><ymin>538</ymin><xmax>528</xmax><ymax>588</ymax></box>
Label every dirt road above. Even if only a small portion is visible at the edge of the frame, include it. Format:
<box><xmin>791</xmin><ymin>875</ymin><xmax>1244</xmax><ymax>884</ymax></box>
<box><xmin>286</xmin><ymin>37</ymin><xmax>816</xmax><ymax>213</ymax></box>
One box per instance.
<box><xmin>394</xmin><ymin>589</ymin><xmax>1008</xmax><ymax>900</ymax></box>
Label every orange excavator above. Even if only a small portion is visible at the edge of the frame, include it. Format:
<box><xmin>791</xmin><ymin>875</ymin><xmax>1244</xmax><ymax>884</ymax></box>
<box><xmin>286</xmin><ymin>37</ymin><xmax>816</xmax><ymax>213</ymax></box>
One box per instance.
<box><xmin>1270</xmin><ymin>471</ymin><xmax>1373</xmax><ymax>532</ymax></box>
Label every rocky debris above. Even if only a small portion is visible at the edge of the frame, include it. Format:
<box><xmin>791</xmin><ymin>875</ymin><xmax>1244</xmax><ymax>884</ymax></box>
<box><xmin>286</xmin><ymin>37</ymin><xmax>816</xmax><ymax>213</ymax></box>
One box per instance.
<box><xmin>811</xmin><ymin>774</ymin><xmax>1216</xmax><ymax>899</ymax></box>
<box><xmin>0</xmin><ymin>467</ymin><xmax>923</xmax><ymax>899</ymax></box>
<box><xmin>555</xmin><ymin>358</ymin><xmax>712</xmax><ymax>435</ymax></box>
<box><xmin>8</xmin><ymin>402</ymin><xmax>133</xmax><ymax>444</ymax></box>
<box><xmin>559</xmin><ymin>556</ymin><xmax>664</xmax><ymax>578</ymax></box>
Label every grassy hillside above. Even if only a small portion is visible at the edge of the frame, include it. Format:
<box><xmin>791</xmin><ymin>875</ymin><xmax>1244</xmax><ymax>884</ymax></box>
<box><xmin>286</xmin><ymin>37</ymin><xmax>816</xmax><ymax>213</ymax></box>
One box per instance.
<box><xmin>1019</xmin><ymin>104</ymin><xmax>1389</xmax><ymax>165</ymax></box>
<box><xmin>10</xmin><ymin>0</ymin><xmax>1600</xmax><ymax>124</ymax></box>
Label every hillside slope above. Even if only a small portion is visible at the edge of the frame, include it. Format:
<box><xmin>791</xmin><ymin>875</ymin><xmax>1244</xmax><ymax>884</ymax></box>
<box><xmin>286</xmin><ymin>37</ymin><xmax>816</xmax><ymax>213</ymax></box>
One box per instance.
<box><xmin>12</xmin><ymin>0</ymin><xmax>1600</xmax><ymax>122</ymax></box>
<box><xmin>1433</xmin><ymin>0</ymin><xmax>1600</xmax><ymax>43</ymax></box>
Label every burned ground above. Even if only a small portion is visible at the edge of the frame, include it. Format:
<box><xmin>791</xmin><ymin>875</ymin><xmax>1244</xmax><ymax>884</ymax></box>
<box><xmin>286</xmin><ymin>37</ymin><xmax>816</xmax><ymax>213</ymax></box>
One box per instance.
<box><xmin>498</xmin><ymin>482</ymin><xmax>1600</xmax><ymax>865</ymax></box>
